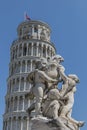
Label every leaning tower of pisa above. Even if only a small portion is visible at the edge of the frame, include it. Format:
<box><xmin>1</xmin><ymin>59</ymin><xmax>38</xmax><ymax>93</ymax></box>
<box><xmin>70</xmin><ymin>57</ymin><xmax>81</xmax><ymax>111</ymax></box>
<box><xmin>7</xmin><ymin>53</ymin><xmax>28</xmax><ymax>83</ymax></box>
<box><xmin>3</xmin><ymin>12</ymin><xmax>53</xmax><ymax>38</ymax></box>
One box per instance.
<box><xmin>3</xmin><ymin>20</ymin><xmax>56</xmax><ymax>130</ymax></box>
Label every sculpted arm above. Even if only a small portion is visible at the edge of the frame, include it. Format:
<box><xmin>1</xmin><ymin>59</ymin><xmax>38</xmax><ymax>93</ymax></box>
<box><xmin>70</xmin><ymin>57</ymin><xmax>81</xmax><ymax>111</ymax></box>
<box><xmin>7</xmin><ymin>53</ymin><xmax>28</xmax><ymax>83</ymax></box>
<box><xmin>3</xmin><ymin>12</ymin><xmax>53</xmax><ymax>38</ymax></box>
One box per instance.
<box><xmin>58</xmin><ymin>65</ymin><xmax>68</xmax><ymax>83</ymax></box>
<box><xmin>38</xmin><ymin>70</ymin><xmax>58</xmax><ymax>83</ymax></box>
<box><xmin>27</xmin><ymin>71</ymin><xmax>35</xmax><ymax>83</ymax></box>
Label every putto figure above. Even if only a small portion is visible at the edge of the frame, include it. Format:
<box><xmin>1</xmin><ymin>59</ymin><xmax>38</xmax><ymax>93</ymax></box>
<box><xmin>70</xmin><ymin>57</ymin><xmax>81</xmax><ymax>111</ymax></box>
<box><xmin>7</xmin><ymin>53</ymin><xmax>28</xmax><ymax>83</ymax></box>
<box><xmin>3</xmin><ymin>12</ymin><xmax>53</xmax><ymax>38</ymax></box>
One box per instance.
<box><xmin>27</xmin><ymin>58</ymin><xmax>58</xmax><ymax>116</ymax></box>
<box><xmin>26</xmin><ymin>54</ymin><xmax>84</xmax><ymax>130</ymax></box>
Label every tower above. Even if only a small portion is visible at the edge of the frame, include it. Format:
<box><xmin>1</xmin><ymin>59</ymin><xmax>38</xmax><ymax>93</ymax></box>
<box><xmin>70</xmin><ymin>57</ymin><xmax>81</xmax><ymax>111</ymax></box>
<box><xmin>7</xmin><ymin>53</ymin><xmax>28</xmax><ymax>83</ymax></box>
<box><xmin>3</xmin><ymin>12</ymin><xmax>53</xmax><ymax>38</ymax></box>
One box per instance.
<box><xmin>3</xmin><ymin>20</ymin><xmax>56</xmax><ymax>130</ymax></box>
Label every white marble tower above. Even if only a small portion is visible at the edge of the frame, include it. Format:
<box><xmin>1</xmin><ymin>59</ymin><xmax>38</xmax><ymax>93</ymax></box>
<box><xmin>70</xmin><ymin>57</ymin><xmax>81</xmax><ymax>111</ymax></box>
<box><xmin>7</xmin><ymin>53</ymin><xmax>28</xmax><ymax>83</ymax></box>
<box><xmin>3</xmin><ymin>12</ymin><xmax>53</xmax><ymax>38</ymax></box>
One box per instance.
<box><xmin>3</xmin><ymin>20</ymin><xmax>56</xmax><ymax>130</ymax></box>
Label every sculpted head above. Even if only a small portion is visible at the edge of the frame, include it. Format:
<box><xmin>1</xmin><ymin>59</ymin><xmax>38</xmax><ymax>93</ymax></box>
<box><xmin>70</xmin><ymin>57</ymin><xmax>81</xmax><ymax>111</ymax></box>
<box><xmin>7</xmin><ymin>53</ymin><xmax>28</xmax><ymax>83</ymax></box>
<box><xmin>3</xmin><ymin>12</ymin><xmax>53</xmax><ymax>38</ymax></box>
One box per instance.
<box><xmin>36</xmin><ymin>58</ymin><xmax>47</xmax><ymax>70</ymax></box>
<box><xmin>41</xmin><ymin>58</ymin><xmax>47</xmax><ymax>67</ymax></box>
<box><xmin>52</xmin><ymin>55</ymin><xmax>64</xmax><ymax>63</ymax></box>
<box><xmin>68</xmin><ymin>74</ymin><xmax>80</xmax><ymax>83</ymax></box>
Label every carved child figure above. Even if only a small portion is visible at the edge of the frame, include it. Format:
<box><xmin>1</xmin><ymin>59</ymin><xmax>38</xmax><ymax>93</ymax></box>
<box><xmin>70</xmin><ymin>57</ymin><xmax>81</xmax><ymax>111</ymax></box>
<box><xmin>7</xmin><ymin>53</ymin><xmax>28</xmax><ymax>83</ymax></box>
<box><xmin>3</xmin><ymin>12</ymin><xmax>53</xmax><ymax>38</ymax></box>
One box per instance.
<box><xmin>60</xmin><ymin>74</ymin><xmax>84</xmax><ymax>127</ymax></box>
<box><xmin>27</xmin><ymin>58</ymin><xmax>58</xmax><ymax>117</ymax></box>
<box><xmin>42</xmin><ymin>88</ymin><xmax>66</xmax><ymax>119</ymax></box>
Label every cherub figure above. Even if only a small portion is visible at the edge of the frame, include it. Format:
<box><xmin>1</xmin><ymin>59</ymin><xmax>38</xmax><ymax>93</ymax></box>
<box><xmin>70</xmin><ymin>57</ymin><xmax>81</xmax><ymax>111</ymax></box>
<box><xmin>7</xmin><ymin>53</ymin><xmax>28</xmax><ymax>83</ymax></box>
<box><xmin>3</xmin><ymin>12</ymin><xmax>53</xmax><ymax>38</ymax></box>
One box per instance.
<box><xmin>60</xmin><ymin>74</ymin><xmax>84</xmax><ymax>128</ymax></box>
<box><xmin>27</xmin><ymin>58</ymin><xmax>58</xmax><ymax>117</ymax></box>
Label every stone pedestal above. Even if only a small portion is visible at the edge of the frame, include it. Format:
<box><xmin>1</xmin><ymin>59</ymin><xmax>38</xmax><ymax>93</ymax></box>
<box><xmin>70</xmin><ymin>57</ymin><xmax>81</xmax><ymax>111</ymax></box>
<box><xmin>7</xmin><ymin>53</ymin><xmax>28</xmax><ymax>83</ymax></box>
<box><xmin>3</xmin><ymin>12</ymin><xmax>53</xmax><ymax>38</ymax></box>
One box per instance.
<box><xmin>31</xmin><ymin>117</ymin><xmax>57</xmax><ymax>130</ymax></box>
<box><xmin>31</xmin><ymin>117</ymin><xmax>70</xmax><ymax>130</ymax></box>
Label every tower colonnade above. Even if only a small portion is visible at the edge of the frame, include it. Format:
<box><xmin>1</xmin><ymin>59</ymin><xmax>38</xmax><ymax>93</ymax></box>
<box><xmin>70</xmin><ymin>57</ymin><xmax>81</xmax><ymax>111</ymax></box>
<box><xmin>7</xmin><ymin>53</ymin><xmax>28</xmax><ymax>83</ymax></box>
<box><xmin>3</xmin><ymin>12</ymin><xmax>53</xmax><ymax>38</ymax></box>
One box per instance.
<box><xmin>5</xmin><ymin>93</ymin><xmax>30</xmax><ymax>113</ymax></box>
<box><xmin>3</xmin><ymin>116</ymin><xmax>29</xmax><ymax>130</ymax></box>
<box><xmin>7</xmin><ymin>75</ymin><xmax>31</xmax><ymax>94</ymax></box>
<box><xmin>9</xmin><ymin>59</ymin><xmax>39</xmax><ymax>76</ymax></box>
<box><xmin>3</xmin><ymin>20</ymin><xmax>56</xmax><ymax>130</ymax></box>
<box><xmin>10</xmin><ymin>40</ymin><xmax>55</xmax><ymax>61</ymax></box>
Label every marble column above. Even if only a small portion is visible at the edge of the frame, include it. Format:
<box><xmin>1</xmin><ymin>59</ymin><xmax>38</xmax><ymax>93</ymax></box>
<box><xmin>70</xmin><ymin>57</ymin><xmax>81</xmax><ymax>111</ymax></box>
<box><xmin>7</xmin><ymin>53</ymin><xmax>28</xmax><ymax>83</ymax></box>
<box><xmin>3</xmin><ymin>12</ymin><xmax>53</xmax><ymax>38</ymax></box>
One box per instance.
<box><xmin>36</xmin><ymin>43</ymin><xmax>39</xmax><ymax>56</ymax></box>
<box><xmin>22</xmin><ymin>96</ymin><xmax>25</xmax><ymax>111</ymax></box>
<box><xmin>31</xmin><ymin>43</ymin><xmax>33</xmax><ymax>56</ymax></box>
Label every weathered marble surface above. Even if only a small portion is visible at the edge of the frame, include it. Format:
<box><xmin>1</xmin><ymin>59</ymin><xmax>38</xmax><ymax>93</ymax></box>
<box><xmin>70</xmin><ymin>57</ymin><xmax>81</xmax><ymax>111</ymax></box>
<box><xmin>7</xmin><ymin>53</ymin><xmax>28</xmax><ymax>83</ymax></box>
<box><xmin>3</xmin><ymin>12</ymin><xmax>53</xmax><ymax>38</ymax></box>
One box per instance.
<box><xmin>31</xmin><ymin>117</ymin><xmax>77</xmax><ymax>130</ymax></box>
<box><xmin>26</xmin><ymin>55</ymin><xmax>84</xmax><ymax>130</ymax></box>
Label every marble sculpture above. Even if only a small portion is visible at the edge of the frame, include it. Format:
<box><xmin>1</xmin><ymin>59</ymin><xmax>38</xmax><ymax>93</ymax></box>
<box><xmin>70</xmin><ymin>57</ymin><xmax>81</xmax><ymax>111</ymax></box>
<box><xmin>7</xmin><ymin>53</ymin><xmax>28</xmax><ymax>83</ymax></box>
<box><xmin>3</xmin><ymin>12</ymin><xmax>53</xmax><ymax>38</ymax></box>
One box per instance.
<box><xmin>26</xmin><ymin>55</ymin><xmax>84</xmax><ymax>130</ymax></box>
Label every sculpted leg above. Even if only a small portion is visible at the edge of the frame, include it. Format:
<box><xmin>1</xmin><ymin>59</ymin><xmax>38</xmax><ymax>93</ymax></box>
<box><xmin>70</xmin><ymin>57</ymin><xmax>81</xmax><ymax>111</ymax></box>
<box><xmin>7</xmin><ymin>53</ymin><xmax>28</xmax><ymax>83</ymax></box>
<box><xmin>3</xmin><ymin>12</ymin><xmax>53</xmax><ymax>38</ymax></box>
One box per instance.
<box><xmin>60</xmin><ymin>106</ymin><xmax>69</xmax><ymax>118</ymax></box>
<box><xmin>67</xmin><ymin>110</ymin><xmax>84</xmax><ymax>127</ymax></box>
<box><xmin>35</xmin><ymin>97</ymin><xmax>43</xmax><ymax>116</ymax></box>
<box><xmin>33</xmin><ymin>86</ymin><xmax>44</xmax><ymax>117</ymax></box>
<box><xmin>51</xmin><ymin>100</ymin><xmax>60</xmax><ymax>119</ymax></box>
<box><xmin>26</xmin><ymin>102</ymin><xmax>35</xmax><ymax>116</ymax></box>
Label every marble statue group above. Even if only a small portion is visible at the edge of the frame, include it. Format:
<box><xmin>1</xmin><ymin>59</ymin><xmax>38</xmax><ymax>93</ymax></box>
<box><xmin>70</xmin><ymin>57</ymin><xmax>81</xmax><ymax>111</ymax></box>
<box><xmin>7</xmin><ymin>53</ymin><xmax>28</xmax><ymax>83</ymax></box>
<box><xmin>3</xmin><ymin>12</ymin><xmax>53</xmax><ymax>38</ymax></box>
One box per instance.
<box><xmin>26</xmin><ymin>55</ymin><xmax>84</xmax><ymax>130</ymax></box>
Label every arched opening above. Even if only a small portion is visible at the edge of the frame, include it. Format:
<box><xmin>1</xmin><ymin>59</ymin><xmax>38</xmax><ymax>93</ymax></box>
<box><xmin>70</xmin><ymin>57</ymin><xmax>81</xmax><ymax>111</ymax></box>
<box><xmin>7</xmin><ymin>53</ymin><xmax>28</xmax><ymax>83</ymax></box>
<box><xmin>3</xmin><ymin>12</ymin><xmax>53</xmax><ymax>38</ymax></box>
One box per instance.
<box><xmin>20</xmin><ymin>77</ymin><xmax>24</xmax><ymax>91</ymax></box>
<box><xmin>15</xmin><ymin>78</ymin><xmax>19</xmax><ymax>92</ymax></box>
<box><xmin>19</xmin><ymin>96</ymin><xmax>23</xmax><ymax>110</ymax></box>
<box><xmin>32</xmin><ymin>60</ymin><xmax>36</xmax><ymax>70</ymax></box>
<box><xmin>10</xmin><ymin>97</ymin><xmax>13</xmax><ymax>112</ymax></box>
<box><xmin>33</xmin><ymin>43</ymin><xmax>37</xmax><ymax>56</ymax></box>
<box><xmin>12</xmin><ymin>79</ymin><xmax>15</xmax><ymax>92</ymax></box>
<box><xmin>47</xmin><ymin>46</ymin><xmax>50</xmax><ymax>56</ymax></box>
<box><xmin>8</xmin><ymin>118</ymin><xmax>11</xmax><ymax>130</ymax></box>
<box><xmin>14</xmin><ymin>97</ymin><xmax>17</xmax><ymax>111</ymax></box>
<box><xmin>19</xmin><ymin>44</ymin><xmax>22</xmax><ymax>57</ymax></box>
<box><xmin>22</xmin><ymin>61</ymin><xmax>25</xmax><ymax>72</ymax></box>
<box><xmin>38</xmin><ymin>44</ymin><xmax>42</xmax><ymax>57</ymax></box>
<box><xmin>23</xmin><ymin>117</ymin><xmax>27</xmax><ymax>130</ymax></box>
<box><xmin>27</xmin><ymin>60</ymin><xmax>31</xmax><ymax>72</ymax></box>
<box><xmin>43</xmin><ymin>45</ymin><xmax>46</xmax><ymax>58</ymax></box>
<box><xmin>28</xmin><ymin>43</ymin><xmax>32</xmax><ymax>55</ymax></box>
<box><xmin>24</xmin><ymin>96</ymin><xmax>28</xmax><ymax>110</ymax></box>
<box><xmin>17</xmin><ymin>117</ymin><xmax>21</xmax><ymax>130</ymax></box>
<box><xmin>12</xmin><ymin>117</ymin><xmax>16</xmax><ymax>130</ymax></box>
<box><xmin>23</xmin><ymin>44</ymin><xmax>27</xmax><ymax>56</ymax></box>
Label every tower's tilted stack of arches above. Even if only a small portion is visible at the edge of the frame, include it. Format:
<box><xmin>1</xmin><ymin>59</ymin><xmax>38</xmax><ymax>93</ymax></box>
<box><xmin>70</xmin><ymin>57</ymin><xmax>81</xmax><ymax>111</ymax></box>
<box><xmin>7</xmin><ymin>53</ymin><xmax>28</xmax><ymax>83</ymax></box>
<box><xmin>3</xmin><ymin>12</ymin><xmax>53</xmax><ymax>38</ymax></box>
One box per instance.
<box><xmin>3</xmin><ymin>20</ymin><xmax>56</xmax><ymax>130</ymax></box>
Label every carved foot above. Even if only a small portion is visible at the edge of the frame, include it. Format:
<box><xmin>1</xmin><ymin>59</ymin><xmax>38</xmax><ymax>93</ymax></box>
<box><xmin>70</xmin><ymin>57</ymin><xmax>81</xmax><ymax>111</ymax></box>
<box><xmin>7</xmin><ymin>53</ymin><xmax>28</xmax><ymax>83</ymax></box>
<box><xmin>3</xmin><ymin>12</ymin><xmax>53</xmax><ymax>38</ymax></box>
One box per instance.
<box><xmin>77</xmin><ymin>121</ymin><xmax>85</xmax><ymax>127</ymax></box>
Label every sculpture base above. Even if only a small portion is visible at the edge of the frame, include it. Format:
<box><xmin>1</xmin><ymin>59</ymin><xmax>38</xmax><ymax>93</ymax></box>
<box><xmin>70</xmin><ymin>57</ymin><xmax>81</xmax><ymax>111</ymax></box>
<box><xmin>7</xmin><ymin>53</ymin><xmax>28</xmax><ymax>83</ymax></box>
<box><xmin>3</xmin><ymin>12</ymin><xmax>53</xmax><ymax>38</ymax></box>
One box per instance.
<box><xmin>31</xmin><ymin>117</ymin><xmax>71</xmax><ymax>130</ymax></box>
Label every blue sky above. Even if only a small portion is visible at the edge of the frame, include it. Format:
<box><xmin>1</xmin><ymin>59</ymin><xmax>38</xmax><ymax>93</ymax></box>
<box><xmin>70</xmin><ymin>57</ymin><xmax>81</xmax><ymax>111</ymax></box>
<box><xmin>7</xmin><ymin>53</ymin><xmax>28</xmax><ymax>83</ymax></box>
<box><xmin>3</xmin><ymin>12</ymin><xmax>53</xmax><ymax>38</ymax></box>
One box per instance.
<box><xmin>0</xmin><ymin>0</ymin><xmax>87</xmax><ymax>130</ymax></box>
